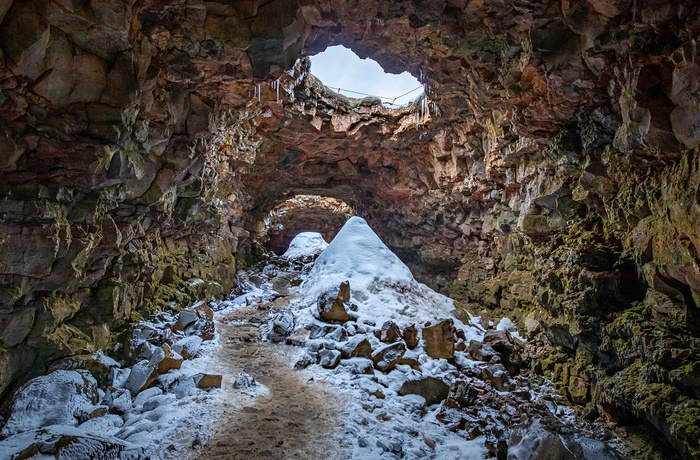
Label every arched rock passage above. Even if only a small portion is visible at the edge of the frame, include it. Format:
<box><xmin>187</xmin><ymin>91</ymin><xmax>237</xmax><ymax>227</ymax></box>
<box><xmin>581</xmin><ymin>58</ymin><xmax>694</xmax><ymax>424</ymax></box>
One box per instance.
<box><xmin>255</xmin><ymin>195</ymin><xmax>354</xmax><ymax>254</ymax></box>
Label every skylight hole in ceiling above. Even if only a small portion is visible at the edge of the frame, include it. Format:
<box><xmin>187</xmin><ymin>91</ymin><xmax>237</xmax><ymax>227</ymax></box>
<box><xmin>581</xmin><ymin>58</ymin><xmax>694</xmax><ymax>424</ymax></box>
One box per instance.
<box><xmin>309</xmin><ymin>46</ymin><xmax>423</xmax><ymax>107</ymax></box>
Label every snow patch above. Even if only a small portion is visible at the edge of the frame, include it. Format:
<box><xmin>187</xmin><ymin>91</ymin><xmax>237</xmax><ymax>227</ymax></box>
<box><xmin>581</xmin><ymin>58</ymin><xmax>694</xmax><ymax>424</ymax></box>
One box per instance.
<box><xmin>283</xmin><ymin>231</ymin><xmax>328</xmax><ymax>261</ymax></box>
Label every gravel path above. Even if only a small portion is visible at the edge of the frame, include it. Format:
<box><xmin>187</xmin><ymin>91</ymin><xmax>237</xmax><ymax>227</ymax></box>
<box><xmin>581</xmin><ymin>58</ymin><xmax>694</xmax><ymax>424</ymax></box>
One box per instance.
<box><xmin>197</xmin><ymin>275</ymin><xmax>349</xmax><ymax>460</ymax></box>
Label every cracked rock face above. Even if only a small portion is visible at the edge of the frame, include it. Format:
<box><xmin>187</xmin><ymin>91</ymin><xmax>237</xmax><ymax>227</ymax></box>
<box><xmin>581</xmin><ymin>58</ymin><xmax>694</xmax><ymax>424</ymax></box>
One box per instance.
<box><xmin>1</xmin><ymin>0</ymin><xmax>700</xmax><ymax>458</ymax></box>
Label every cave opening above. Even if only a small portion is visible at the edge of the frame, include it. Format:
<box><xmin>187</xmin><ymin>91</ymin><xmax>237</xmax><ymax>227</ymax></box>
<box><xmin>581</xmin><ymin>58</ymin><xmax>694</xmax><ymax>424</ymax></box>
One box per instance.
<box><xmin>255</xmin><ymin>195</ymin><xmax>355</xmax><ymax>255</ymax></box>
<box><xmin>309</xmin><ymin>45</ymin><xmax>424</xmax><ymax>107</ymax></box>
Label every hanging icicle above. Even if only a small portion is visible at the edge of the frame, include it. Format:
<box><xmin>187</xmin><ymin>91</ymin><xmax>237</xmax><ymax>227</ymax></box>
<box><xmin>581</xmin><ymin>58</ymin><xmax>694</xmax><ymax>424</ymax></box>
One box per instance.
<box><xmin>257</xmin><ymin>84</ymin><xmax>261</xmax><ymax>102</ymax></box>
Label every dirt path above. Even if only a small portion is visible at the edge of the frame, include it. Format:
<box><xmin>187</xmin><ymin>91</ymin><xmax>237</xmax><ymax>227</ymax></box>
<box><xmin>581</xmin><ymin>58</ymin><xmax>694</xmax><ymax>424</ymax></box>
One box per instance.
<box><xmin>197</xmin><ymin>274</ymin><xmax>349</xmax><ymax>460</ymax></box>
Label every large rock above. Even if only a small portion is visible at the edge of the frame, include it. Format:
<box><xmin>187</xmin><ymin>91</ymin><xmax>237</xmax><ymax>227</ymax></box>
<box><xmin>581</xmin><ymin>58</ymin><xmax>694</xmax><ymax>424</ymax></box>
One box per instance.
<box><xmin>172</xmin><ymin>335</ymin><xmax>203</xmax><ymax>359</ymax></box>
<box><xmin>317</xmin><ymin>281</ymin><xmax>354</xmax><ymax>323</ymax></box>
<box><xmin>339</xmin><ymin>335</ymin><xmax>372</xmax><ymax>359</ymax></box>
<box><xmin>379</xmin><ymin>320</ymin><xmax>401</xmax><ymax>343</ymax></box>
<box><xmin>1</xmin><ymin>370</ymin><xmax>99</xmax><ymax>437</ymax></box>
<box><xmin>422</xmin><ymin>319</ymin><xmax>455</xmax><ymax>359</ymax></box>
<box><xmin>372</xmin><ymin>342</ymin><xmax>406</xmax><ymax>372</ymax></box>
<box><xmin>399</xmin><ymin>376</ymin><xmax>450</xmax><ymax>406</ymax></box>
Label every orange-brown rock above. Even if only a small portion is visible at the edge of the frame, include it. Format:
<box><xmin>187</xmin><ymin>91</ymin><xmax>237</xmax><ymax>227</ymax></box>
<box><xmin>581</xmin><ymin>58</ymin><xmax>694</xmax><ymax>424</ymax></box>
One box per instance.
<box><xmin>422</xmin><ymin>320</ymin><xmax>455</xmax><ymax>360</ymax></box>
<box><xmin>195</xmin><ymin>374</ymin><xmax>223</xmax><ymax>389</ymax></box>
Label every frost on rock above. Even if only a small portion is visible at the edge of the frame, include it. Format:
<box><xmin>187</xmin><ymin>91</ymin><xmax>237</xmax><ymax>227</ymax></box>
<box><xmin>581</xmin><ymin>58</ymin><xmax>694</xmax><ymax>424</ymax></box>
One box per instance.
<box><xmin>0</xmin><ymin>370</ymin><xmax>98</xmax><ymax>437</ymax></box>
<box><xmin>283</xmin><ymin>231</ymin><xmax>328</xmax><ymax>261</ymax></box>
<box><xmin>298</xmin><ymin>216</ymin><xmax>459</xmax><ymax>327</ymax></box>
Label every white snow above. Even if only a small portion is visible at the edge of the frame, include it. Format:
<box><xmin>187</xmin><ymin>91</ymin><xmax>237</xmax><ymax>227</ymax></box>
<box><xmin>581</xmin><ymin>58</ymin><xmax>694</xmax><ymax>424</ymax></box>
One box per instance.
<box><xmin>496</xmin><ymin>317</ymin><xmax>526</xmax><ymax>342</ymax></box>
<box><xmin>283</xmin><ymin>231</ymin><xmax>329</xmax><ymax>260</ymax></box>
<box><xmin>298</xmin><ymin>216</ymin><xmax>461</xmax><ymax>328</ymax></box>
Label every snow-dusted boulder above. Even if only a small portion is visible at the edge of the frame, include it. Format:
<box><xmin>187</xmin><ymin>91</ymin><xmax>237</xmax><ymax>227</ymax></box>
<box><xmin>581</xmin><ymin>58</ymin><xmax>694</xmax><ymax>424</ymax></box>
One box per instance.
<box><xmin>283</xmin><ymin>232</ymin><xmax>328</xmax><ymax>261</ymax></box>
<box><xmin>0</xmin><ymin>370</ymin><xmax>98</xmax><ymax>438</ymax></box>
<box><xmin>0</xmin><ymin>426</ymin><xmax>143</xmax><ymax>460</ymax></box>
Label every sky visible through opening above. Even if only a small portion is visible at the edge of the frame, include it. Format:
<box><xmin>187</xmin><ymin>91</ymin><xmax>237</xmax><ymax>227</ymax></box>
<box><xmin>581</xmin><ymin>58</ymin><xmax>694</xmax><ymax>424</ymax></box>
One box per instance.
<box><xmin>309</xmin><ymin>46</ymin><xmax>423</xmax><ymax>106</ymax></box>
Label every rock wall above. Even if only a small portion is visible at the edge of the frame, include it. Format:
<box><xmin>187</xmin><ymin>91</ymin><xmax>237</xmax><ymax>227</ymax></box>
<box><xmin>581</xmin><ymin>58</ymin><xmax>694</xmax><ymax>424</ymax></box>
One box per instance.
<box><xmin>1</xmin><ymin>0</ymin><xmax>699</xmax><ymax>458</ymax></box>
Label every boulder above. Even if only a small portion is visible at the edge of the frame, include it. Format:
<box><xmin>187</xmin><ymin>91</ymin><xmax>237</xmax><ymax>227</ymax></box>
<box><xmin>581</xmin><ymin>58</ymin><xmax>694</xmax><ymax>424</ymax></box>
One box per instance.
<box><xmin>422</xmin><ymin>319</ymin><xmax>455</xmax><ymax>359</ymax></box>
<box><xmin>482</xmin><ymin>363</ymin><xmax>513</xmax><ymax>392</ymax></box>
<box><xmin>233</xmin><ymin>373</ymin><xmax>257</xmax><ymax>390</ymax></box>
<box><xmin>318</xmin><ymin>349</ymin><xmax>342</xmax><ymax>368</ymax></box>
<box><xmin>172</xmin><ymin>335</ymin><xmax>203</xmax><ymax>359</ymax></box>
<box><xmin>397</xmin><ymin>349</ymin><xmax>421</xmax><ymax>370</ymax></box>
<box><xmin>0</xmin><ymin>370</ymin><xmax>98</xmax><ymax>437</ymax></box>
<box><xmin>173</xmin><ymin>309</ymin><xmax>198</xmax><ymax>332</ymax></box>
<box><xmin>0</xmin><ymin>426</ymin><xmax>144</xmax><ymax>459</ymax></box>
<box><xmin>372</xmin><ymin>342</ymin><xmax>406</xmax><ymax>372</ymax></box>
<box><xmin>483</xmin><ymin>330</ymin><xmax>520</xmax><ymax>365</ymax></box>
<box><xmin>468</xmin><ymin>340</ymin><xmax>498</xmax><ymax>362</ymax></box>
<box><xmin>194</xmin><ymin>303</ymin><xmax>214</xmax><ymax>320</ymax></box>
<box><xmin>153</xmin><ymin>344</ymin><xmax>184</xmax><ymax>375</ymax></box>
<box><xmin>379</xmin><ymin>320</ymin><xmax>401</xmax><ymax>343</ymax></box>
<box><xmin>125</xmin><ymin>361</ymin><xmax>158</xmax><ymax>394</ymax></box>
<box><xmin>447</xmin><ymin>380</ymin><xmax>479</xmax><ymax>407</ymax></box>
<box><xmin>188</xmin><ymin>318</ymin><xmax>215</xmax><ymax>341</ymax></box>
<box><xmin>294</xmin><ymin>352</ymin><xmax>317</xmax><ymax>369</ymax></box>
<box><xmin>318</xmin><ymin>281</ymin><xmax>354</xmax><ymax>323</ymax></box>
<box><xmin>267</xmin><ymin>310</ymin><xmax>295</xmax><ymax>342</ymax></box>
<box><xmin>338</xmin><ymin>358</ymin><xmax>375</xmax><ymax>375</ymax></box>
<box><xmin>195</xmin><ymin>373</ymin><xmax>222</xmax><ymax>389</ymax></box>
<box><xmin>48</xmin><ymin>352</ymin><xmax>119</xmax><ymax>386</ymax></box>
<box><xmin>399</xmin><ymin>376</ymin><xmax>450</xmax><ymax>406</ymax></box>
<box><xmin>339</xmin><ymin>336</ymin><xmax>372</xmax><ymax>359</ymax></box>
<box><xmin>403</xmin><ymin>324</ymin><xmax>419</xmax><ymax>348</ymax></box>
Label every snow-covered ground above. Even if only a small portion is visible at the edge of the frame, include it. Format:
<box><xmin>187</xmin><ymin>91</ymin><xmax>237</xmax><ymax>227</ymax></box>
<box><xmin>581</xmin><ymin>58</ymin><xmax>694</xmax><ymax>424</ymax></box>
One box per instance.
<box><xmin>0</xmin><ymin>216</ymin><xmax>623</xmax><ymax>460</ymax></box>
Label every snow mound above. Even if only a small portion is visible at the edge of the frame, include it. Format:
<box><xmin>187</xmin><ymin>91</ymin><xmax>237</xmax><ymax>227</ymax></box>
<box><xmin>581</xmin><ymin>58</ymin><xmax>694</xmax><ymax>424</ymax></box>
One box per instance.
<box><xmin>0</xmin><ymin>370</ymin><xmax>98</xmax><ymax>438</ymax></box>
<box><xmin>298</xmin><ymin>216</ymin><xmax>457</xmax><ymax>327</ymax></box>
<box><xmin>283</xmin><ymin>232</ymin><xmax>328</xmax><ymax>261</ymax></box>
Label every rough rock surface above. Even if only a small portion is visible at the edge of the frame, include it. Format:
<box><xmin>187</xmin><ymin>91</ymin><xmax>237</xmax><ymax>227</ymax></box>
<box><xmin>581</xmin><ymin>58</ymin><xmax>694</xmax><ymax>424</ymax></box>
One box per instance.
<box><xmin>1</xmin><ymin>1</ymin><xmax>699</xmax><ymax>458</ymax></box>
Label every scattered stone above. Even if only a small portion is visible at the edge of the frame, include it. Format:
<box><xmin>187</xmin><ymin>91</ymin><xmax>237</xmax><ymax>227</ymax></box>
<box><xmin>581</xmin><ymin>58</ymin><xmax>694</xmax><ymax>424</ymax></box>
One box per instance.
<box><xmin>338</xmin><ymin>358</ymin><xmax>375</xmax><ymax>375</ymax></box>
<box><xmin>399</xmin><ymin>376</ymin><xmax>450</xmax><ymax>406</ymax></box>
<box><xmin>195</xmin><ymin>373</ymin><xmax>222</xmax><ymax>389</ymax></box>
<box><xmin>125</xmin><ymin>360</ymin><xmax>158</xmax><ymax>394</ymax></box>
<box><xmin>154</xmin><ymin>344</ymin><xmax>184</xmax><ymax>375</ymax></box>
<box><xmin>467</xmin><ymin>340</ymin><xmax>498</xmax><ymax>362</ymax></box>
<box><xmin>318</xmin><ymin>349</ymin><xmax>342</xmax><ymax>368</ymax></box>
<box><xmin>233</xmin><ymin>373</ymin><xmax>257</xmax><ymax>390</ymax></box>
<box><xmin>422</xmin><ymin>319</ymin><xmax>455</xmax><ymax>359</ymax></box>
<box><xmin>482</xmin><ymin>363</ymin><xmax>513</xmax><ymax>392</ymax></box>
<box><xmin>339</xmin><ymin>336</ymin><xmax>372</xmax><ymax>359</ymax></box>
<box><xmin>172</xmin><ymin>335</ymin><xmax>203</xmax><ymax>359</ymax></box>
<box><xmin>105</xmin><ymin>388</ymin><xmax>132</xmax><ymax>415</ymax></box>
<box><xmin>173</xmin><ymin>309</ymin><xmax>198</xmax><ymax>332</ymax></box>
<box><xmin>447</xmin><ymin>380</ymin><xmax>479</xmax><ymax>407</ymax></box>
<box><xmin>397</xmin><ymin>349</ymin><xmax>421</xmax><ymax>370</ymax></box>
<box><xmin>188</xmin><ymin>318</ymin><xmax>215</xmax><ymax>341</ymax></box>
<box><xmin>483</xmin><ymin>330</ymin><xmax>521</xmax><ymax>365</ymax></box>
<box><xmin>379</xmin><ymin>321</ymin><xmax>401</xmax><ymax>343</ymax></box>
<box><xmin>403</xmin><ymin>324</ymin><xmax>419</xmax><ymax>348</ymax></box>
<box><xmin>317</xmin><ymin>281</ymin><xmax>354</xmax><ymax>323</ymax></box>
<box><xmin>267</xmin><ymin>310</ymin><xmax>295</xmax><ymax>342</ymax></box>
<box><xmin>372</xmin><ymin>342</ymin><xmax>406</xmax><ymax>372</ymax></box>
<box><xmin>294</xmin><ymin>352</ymin><xmax>317</xmax><ymax>369</ymax></box>
<box><xmin>195</xmin><ymin>303</ymin><xmax>214</xmax><ymax>320</ymax></box>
